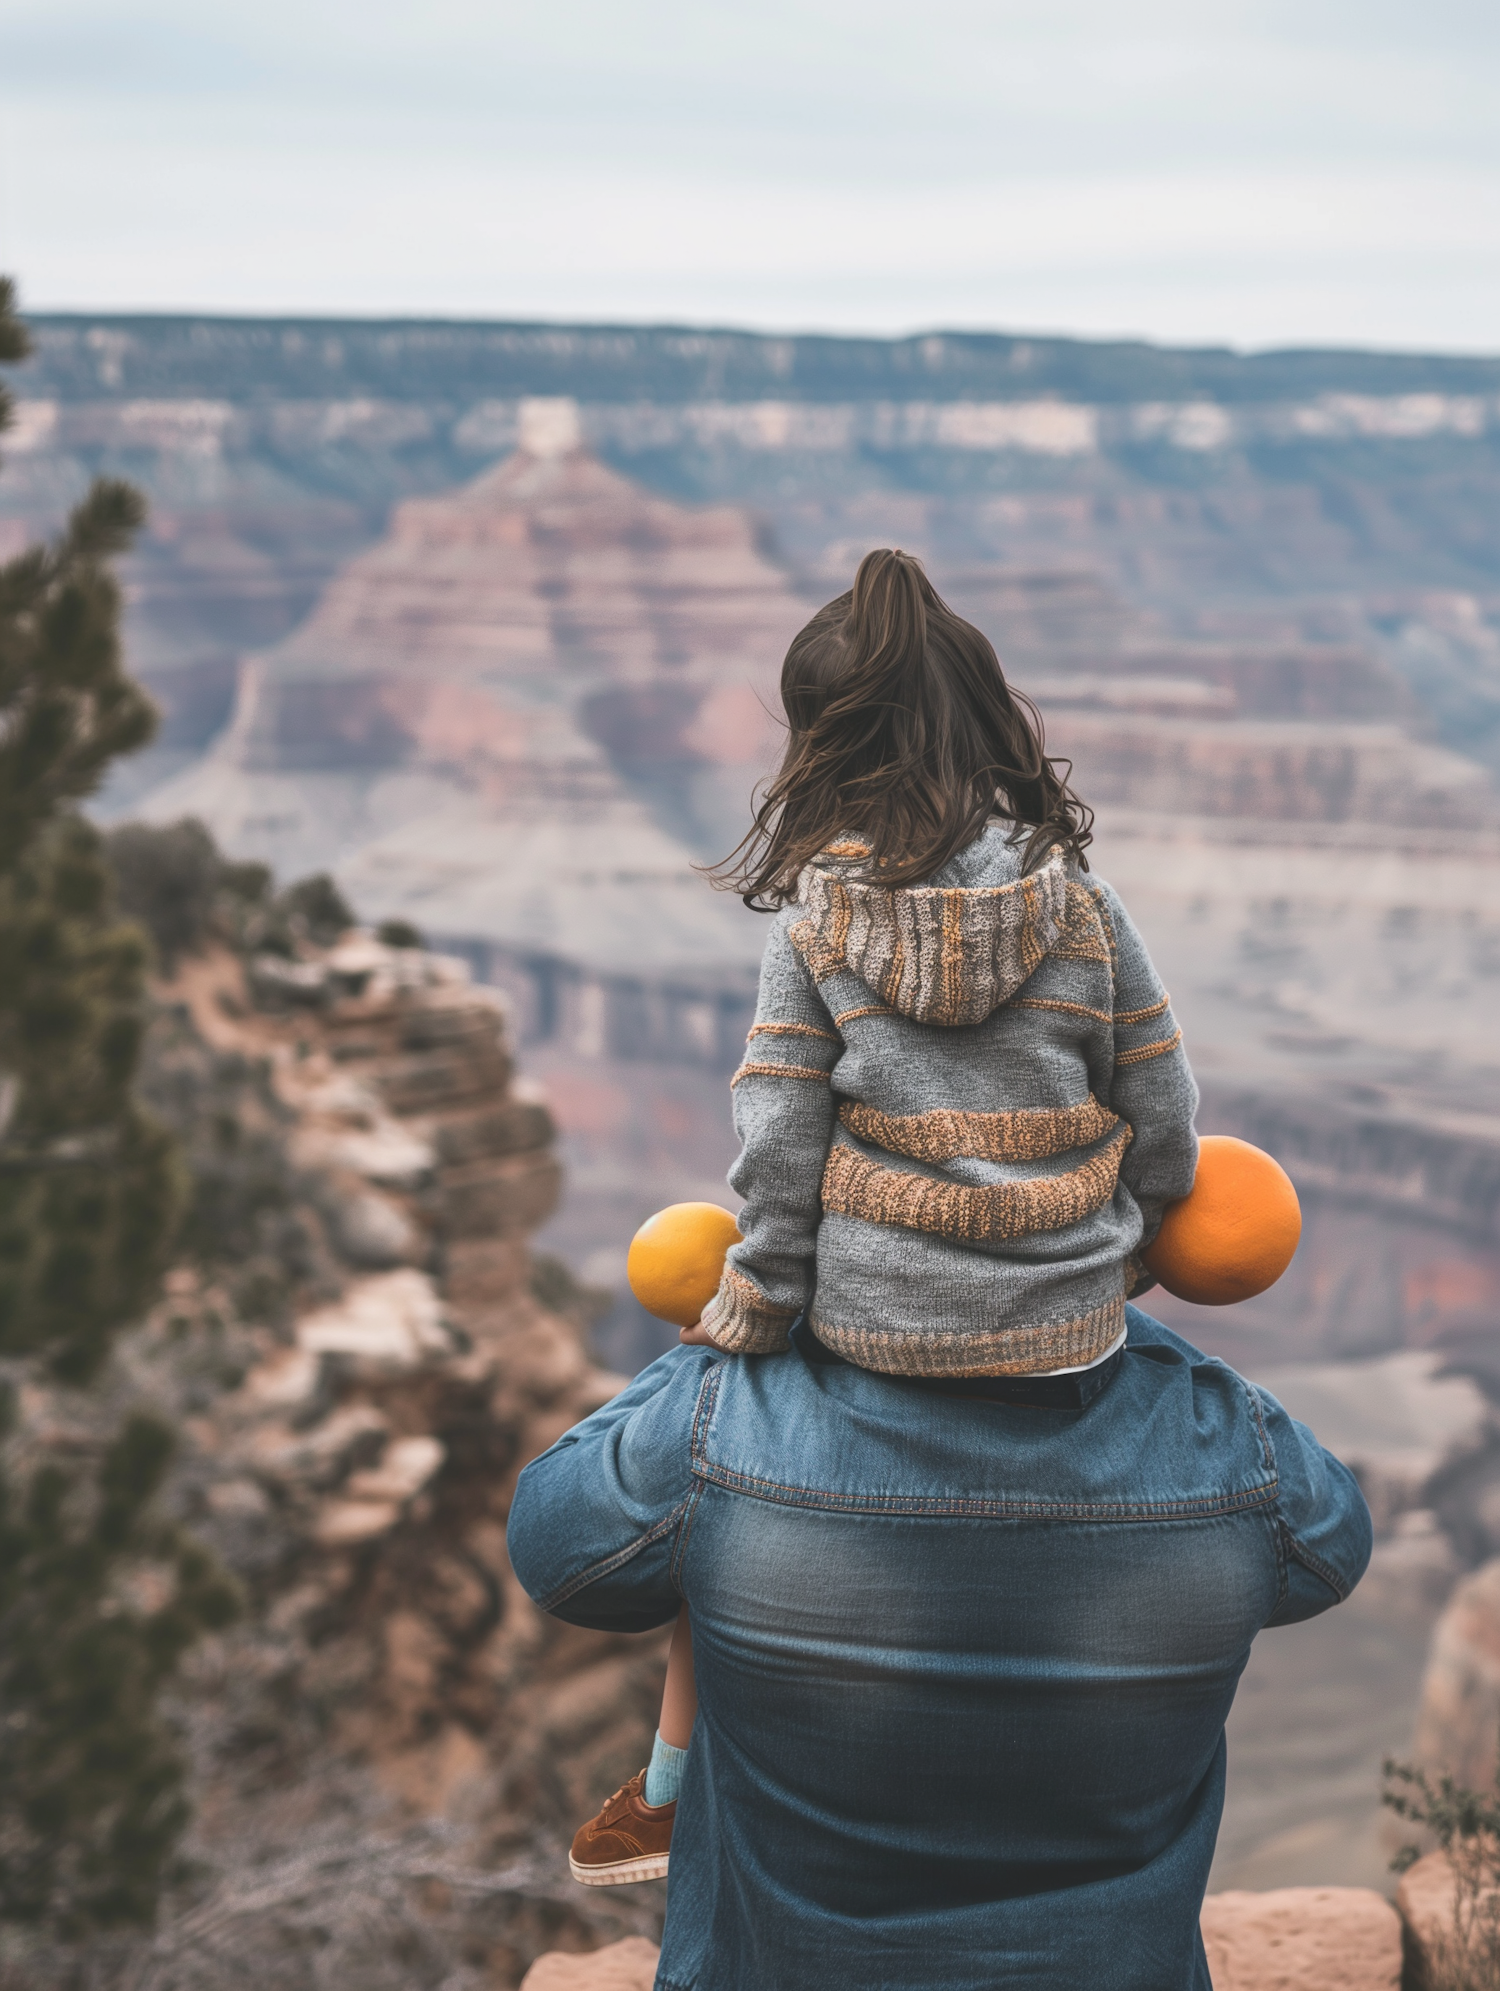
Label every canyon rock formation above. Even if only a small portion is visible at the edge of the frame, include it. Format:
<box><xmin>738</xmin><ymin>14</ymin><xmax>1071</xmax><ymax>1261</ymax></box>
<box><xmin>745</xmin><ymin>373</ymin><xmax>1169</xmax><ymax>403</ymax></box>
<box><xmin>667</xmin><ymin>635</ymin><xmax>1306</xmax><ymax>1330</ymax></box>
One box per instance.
<box><xmin>6</xmin><ymin>315</ymin><xmax>1500</xmax><ymax>1365</ymax></box>
<box><xmin>115</xmin><ymin>422</ymin><xmax>1500</xmax><ymax>1371</ymax></box>
<box><xmin>39</xmin><ymin>933</ymin><xmax>674</xmax><ymax>1990</ymax></box>
<box><xmin>134</xmin><ymin>399</ymin><xmax>804</xmax><ymax>959</ymax></box>
<box><xmin>110</xmin><ymin>410</ymin><xmax>813</xmax><ymax>1303</ymax></box>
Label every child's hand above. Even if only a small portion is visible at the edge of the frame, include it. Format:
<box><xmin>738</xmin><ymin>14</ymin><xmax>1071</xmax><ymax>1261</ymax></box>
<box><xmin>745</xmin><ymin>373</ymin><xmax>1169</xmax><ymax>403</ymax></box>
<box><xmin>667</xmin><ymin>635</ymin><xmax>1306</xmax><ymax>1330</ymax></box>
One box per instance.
<box><xmin>678</xmin><ymin>1319</ymin><xmax>716</xmax><ymax>1346</ymax></box>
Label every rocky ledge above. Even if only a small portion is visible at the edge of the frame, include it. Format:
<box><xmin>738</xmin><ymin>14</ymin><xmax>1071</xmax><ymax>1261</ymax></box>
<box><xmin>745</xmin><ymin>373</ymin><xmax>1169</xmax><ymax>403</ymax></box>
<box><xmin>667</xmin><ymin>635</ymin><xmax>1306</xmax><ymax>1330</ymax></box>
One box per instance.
<box><xmin>520</xmin><ymin>1881</ymin><xmax>1436</xmax><ymax>1991</ymax></box>
<box><xmin>55</xmin><ymin>933</ymin><xmax>676</xmax><ymax>1989</ymax></box>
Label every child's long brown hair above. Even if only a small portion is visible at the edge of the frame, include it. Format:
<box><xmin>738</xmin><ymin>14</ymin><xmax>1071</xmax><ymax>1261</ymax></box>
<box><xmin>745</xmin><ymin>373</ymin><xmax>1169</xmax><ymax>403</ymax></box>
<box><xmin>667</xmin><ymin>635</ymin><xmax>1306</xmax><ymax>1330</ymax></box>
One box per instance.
<box><xmin>712</xmin><ymin>548</ymin><xmax>1093</xmax><ymax>910</ymax></box>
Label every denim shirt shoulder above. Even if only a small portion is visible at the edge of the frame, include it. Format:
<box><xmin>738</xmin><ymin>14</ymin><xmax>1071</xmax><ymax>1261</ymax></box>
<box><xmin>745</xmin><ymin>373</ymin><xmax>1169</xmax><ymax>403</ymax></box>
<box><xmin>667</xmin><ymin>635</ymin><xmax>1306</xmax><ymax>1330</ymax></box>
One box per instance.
<box><xmin>692</xmin><ymin>1307</ymin><xmax>1279</xmax><ymax>1522</ymax></box>
<box><xmin>507</xmin><ymin>1346</ymin><xmax>719</xmax><ymax>1628</ymax></box>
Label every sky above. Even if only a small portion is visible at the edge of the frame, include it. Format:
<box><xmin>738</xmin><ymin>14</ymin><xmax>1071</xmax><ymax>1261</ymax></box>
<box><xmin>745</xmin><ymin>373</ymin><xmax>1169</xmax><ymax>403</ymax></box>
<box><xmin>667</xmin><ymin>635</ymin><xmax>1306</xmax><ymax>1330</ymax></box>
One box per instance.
<box><xmin>0</xmin><ymin>0</ymin><xmax>1498</xmax><ymax>351</ymax></box>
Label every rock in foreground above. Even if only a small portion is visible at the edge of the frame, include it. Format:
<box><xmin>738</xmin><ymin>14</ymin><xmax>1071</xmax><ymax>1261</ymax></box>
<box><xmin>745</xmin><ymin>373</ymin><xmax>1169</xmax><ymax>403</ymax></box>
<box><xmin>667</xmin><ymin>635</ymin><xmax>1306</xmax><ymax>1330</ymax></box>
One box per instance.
<box><xmin>520</xmin><ymin>1888</ymin><xmax>1405</xmax><ymax>1991</ymax></box>
<box><xmin>1392</xmin><ymin>1850</ymin><xmax>1500</xmax><ymax>1991</ymax></box>
<box><xmin>520</xmin><ymin>1937</ymin><xmax>662</xmax><ymax>1990</ymax></box>
<box><xmin>1199</xmin><ymin>1887</ymin><xmax>1401</xmax><ymax>1989</ymax></box>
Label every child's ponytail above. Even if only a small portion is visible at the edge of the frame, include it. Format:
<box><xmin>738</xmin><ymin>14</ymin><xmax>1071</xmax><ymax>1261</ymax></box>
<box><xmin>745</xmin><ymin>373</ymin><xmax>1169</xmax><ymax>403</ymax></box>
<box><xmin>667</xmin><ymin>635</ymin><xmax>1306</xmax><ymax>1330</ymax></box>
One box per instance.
<box><xmin>847</xmin><ymin>548</ymin><xmax>929</xmax><ymax>690</ymax></box>
<box><xmin>712</xmin><ymin>548</ymin><xmax>1093</xmax><ymax>910</ymax></box>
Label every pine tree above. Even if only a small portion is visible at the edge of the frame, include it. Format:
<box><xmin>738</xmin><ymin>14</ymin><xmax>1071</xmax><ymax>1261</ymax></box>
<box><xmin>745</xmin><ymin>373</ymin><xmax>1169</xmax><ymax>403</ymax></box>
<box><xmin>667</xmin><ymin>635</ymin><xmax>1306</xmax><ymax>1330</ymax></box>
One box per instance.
<box><xmin>0</xmin><ymin>277</ymin><xmax>237</xmax><ymax>1939</ymax></box>
<box><xmin>0</xmin><ymin>277</ymin><xmax>176</xmax><ymax>1379</ymax></box>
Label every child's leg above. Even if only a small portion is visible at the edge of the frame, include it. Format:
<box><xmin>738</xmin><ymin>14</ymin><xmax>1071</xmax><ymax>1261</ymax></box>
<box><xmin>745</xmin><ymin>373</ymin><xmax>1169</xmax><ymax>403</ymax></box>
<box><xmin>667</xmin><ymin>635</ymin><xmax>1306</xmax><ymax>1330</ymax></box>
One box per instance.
<box><xmin>659</xmin><ymin>1607</ymin><xmax>697</xmax><ymax>1750</ymax></box>
<box><xmin>570</xmin><ymin>1610</ymin><xmax>691</xmax><ymax>1882</ymax></box>
<box><xmin>643</xmin><ymin>1609</ymin><xmax>695</xmax><ymax>1806</ymax></box>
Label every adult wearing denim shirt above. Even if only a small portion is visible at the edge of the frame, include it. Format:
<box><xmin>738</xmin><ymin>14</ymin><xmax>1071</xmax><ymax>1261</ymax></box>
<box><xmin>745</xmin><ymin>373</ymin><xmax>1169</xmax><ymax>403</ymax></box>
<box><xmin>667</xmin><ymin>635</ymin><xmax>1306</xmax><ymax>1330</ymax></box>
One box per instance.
<box><xmin>507</xmin><ymin>1307</ymin><xmax>1371</xmax><ymax>1991</ymax></box>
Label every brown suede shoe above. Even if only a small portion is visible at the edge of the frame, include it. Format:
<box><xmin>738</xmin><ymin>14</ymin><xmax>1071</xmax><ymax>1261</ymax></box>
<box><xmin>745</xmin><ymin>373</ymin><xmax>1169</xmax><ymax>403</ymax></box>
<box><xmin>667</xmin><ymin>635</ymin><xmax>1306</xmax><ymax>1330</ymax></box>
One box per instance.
<box><xmin>569</xmin><ymin>1769</ymin><xmax>674</xmax><ymax>1886</ymax></box>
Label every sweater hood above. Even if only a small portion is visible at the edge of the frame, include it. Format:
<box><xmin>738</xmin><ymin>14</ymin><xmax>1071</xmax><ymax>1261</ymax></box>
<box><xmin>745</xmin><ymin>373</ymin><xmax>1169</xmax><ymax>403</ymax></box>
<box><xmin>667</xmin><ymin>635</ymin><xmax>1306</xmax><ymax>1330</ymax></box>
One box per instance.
<box><xmin>790</xmin><ymin>825</ymin><xmax>1075</xmax><ymax>1028</ymax></box>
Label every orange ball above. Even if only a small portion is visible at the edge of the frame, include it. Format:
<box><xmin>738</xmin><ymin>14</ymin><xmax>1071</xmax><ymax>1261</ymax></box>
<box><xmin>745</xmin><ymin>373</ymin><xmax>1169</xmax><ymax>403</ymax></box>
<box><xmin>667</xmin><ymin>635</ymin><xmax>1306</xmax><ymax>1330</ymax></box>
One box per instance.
<box><xmin>627</xmin><ymin>1202</ymin><xmax>743</xmax><ymax>1327</ymax></box>
<box><xmin>1142</xmin><ymin>1135</ymin><xmax>1301</xmax><ymax>1306</ymax></box>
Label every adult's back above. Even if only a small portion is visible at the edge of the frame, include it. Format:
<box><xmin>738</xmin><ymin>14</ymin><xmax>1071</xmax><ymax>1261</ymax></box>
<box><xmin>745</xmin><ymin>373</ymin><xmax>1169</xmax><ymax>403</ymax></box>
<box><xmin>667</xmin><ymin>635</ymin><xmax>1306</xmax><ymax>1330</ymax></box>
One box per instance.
<box><xmin>507</xmin><ymin>1308</ymin><xmax>1371</xmax><ymax>1991</ymax></box>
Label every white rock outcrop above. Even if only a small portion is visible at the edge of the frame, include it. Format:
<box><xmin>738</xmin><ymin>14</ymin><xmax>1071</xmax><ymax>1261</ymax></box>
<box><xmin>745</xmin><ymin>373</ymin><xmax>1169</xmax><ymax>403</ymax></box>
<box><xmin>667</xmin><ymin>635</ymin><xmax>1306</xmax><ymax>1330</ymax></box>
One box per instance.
<box><xmin>296</xmin><ymin>1269</ymin><xmax>455</xmax><ymax>1373</ymax></box>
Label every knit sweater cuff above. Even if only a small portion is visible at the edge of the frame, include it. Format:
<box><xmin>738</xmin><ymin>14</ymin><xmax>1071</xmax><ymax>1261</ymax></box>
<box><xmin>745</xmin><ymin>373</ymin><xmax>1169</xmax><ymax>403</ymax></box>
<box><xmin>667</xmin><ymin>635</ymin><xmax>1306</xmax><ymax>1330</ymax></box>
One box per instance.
<box><xmin>700</xmin><ymin>1264</ymin><xmax>800</xmax><ymax>1355</ymax></box>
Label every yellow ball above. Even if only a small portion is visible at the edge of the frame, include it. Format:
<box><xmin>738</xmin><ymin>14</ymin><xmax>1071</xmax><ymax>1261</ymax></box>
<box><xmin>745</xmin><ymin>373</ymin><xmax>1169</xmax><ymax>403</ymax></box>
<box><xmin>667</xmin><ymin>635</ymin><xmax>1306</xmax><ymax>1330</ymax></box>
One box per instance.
<box><xmin>627</xmin><ymin>1202</ymin><xmax>743</xmax><ymax>1327</ymax></box>
<box><xmin>1143</xmin><ymin>1135</ymin><xmax>1302</xmax><ymax>1306</ymax></box>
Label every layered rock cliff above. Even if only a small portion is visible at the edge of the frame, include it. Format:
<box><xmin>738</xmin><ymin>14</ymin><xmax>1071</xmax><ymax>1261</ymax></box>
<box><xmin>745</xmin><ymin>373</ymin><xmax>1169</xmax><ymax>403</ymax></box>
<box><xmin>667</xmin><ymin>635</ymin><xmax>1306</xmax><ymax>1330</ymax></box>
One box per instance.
<box><xmin>8</xmin><ymin>317</ymin><xmax>1499</xmax><ymax>1363</ymax></box>
<box><xmin>132</xmin><ymin>408</ymin><xmax>802</xmax><ymax>987</ymax></box>
<box><xmin>36</xmin><ymin>934</ymin><xmax>672</xmax><ymax>1990</ymax></box>
<box><xmin>99</xmin><ymin>411</ymin><xmax>1500</xmax><ymax>1367</ymax></box>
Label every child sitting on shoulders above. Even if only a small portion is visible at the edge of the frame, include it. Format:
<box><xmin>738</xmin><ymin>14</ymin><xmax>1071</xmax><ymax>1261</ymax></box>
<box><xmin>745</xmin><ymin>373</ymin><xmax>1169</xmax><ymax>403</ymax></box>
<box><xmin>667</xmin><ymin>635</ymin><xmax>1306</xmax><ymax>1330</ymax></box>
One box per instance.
<box><xmin>568</xmin><ymin>548</ymin><xmax>1197</xmax><ymax>1886</ymax></box>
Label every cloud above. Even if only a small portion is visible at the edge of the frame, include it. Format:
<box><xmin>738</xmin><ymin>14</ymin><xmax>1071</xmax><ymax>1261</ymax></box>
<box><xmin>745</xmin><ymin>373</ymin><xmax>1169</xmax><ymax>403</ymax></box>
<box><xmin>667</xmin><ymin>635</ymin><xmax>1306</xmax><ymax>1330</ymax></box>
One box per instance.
<box><xmin>1</xmin><ymin>0</ymin><xmax>1497</xmax><ymax>346</ymax></box>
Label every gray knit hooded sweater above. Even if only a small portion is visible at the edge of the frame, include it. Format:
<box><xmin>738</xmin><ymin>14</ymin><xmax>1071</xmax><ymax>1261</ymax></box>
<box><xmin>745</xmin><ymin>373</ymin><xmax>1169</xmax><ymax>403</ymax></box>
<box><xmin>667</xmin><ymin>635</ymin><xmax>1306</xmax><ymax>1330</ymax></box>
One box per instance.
<box><xmin>700</xmin><ymin>823</ymin><xmax>1199</xmax><ymax>1376</ymax></box>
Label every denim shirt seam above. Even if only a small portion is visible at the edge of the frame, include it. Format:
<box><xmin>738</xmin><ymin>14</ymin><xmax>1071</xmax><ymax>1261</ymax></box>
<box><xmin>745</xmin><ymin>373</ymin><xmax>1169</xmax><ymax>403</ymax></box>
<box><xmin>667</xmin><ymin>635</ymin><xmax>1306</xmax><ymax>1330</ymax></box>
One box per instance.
<box><xmin>689</xmin><ymin>1346</ymin><xmax>1279</xmax><ymax>1521</ymax></box>
<box><xmin>1278</xmin><ymin>1517</ymin><xmax>1351</xmax><ymax>1601</ymax></box>
<box><xmin>1272</xmin><ymin>1515</ymin><xmax>1291</xmax><ymax>1615</ymax></box>
<box><xmin>669</xmin><ymin>1481</ymin><xmax>706</xmax><ymax>1596</ymax></box>
<box><xmin>687</xmin><ymin>1457</ymin><xmax>1278</xmax><ymax>1521</ymax></box>
<box><xmin>664</xmin><ymin>1362</ymin><xmax>724</xmax><ymax>1597</ymax></box>
<box><xmin>535</xmin><ymin>1503</ymin><xmax>688</xmax><ymax>1613</ymax></box>
<box><xmin>1242</xmin><ymin>1380</ymin><xmax>1278</xmax><ymax>1476</ymax></box>
<box><xmin>690</xmin><ymin>1357</ymin><xmax>725</xmax><ymax>1454</ymax></box>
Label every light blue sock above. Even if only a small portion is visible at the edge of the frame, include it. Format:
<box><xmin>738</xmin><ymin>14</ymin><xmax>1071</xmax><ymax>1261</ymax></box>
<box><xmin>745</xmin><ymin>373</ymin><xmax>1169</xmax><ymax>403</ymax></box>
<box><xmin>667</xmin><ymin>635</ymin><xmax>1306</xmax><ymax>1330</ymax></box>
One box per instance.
<box><xmin>644</xmin><ymin>1729</ymin><xmax>688</xmax><ymax>1807</ymax></box>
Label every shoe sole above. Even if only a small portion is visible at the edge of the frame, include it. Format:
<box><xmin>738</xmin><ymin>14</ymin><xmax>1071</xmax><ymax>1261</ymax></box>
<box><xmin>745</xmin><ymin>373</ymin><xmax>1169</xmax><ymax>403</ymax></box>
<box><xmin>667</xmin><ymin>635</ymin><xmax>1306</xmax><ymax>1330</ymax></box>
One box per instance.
<box><xmin>569</xmin><ymin>1852</ymin><xmax>670</xmax><ymax>1887</ymax></box>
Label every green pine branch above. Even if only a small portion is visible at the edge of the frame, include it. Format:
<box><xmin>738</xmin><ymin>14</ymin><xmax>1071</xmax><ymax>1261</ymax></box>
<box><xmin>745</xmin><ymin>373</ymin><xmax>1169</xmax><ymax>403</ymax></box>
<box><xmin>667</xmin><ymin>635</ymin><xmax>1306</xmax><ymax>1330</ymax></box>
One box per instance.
<box><xmin>0</xmin><ymin>482</ymin><xmax>157</xmax><ymax>871</ymax></box>
<box><xmin>0</xmin><ymin>278</ymin><xmax>33</xmax><ymax>443</ymax></box>
<box><xmin>0</xmin><ymin>274</ymin><xmax>238</xmax><ymax>1940</ymax></box>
